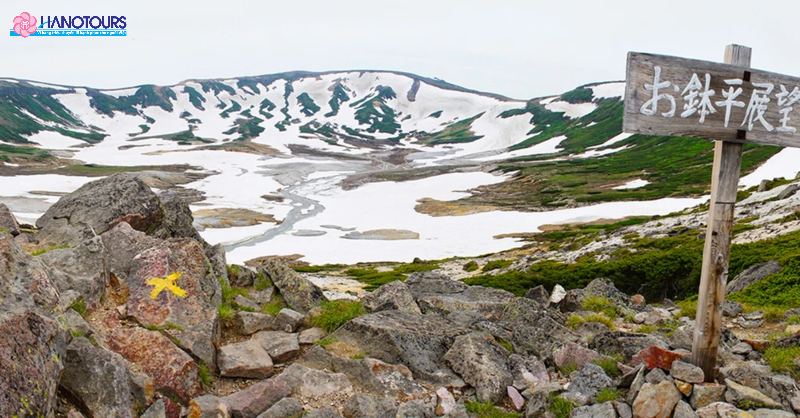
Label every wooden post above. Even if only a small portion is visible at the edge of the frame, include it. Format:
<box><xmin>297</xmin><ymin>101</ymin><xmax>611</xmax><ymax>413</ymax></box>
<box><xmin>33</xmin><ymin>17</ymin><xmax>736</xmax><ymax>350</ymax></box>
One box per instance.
<box><xmin>691</xmin><ymin>44</ymin><xmax>752</xmax><ymax>382</ymax></box>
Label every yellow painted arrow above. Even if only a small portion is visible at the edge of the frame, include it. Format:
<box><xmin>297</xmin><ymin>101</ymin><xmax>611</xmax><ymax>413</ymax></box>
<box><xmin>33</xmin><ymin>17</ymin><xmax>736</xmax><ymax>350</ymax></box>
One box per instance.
<box><xmin>146</xmin><ymin>272</ymin><xmax>187</xmax><ymax>299</ymax></box>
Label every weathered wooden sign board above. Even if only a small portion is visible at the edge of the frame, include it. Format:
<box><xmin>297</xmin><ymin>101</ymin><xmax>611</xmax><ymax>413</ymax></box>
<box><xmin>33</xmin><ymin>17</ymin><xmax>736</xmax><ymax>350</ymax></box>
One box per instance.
<box><xmin>625</xmin><ymin>51</ymin><xmax>800</xmax><ymax>147</ymax></box>
<box><xmin>623</xmin><ymin>45</ymin><xmax>800</xmax><ymax>382</ymax></box>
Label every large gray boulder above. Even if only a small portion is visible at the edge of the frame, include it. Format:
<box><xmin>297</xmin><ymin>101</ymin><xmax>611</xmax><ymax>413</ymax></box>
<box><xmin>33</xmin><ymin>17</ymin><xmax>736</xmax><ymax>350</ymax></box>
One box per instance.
<box><xmin>222</xmin><ymin>378</ymin><xmax>292</xmax><ymax>418</ymax></box>
<box><xmin>0</xmin><ymin>232</ymin><xmax>67</xmax><ymax>418</ymax></box>
<box><xmin>277</xmin><ymin>363</ymin><xmax>353</xmax><ymax>398</ymax></box>
<box><xmin>727</xmin><ymin>261</ymin><xmax>781</xmax><ymax>295</ymax></box>
<box><xmin>495</xmin><ymin>297</ymin><xmax>578</xmax><ymax>361</ymax></box>
<box><xmin>0</xmin><ymin>203</ymin><xmax>20</xmax><ymax>236</ymax></box>
<box><xmin>253</xmin><ymin>331</ymin><xmax>300</xmax><ymax>363</ymax></box>
<box><xmin>36</xmin><ymin>173</ymin><xmax>165</xmax><ymax>246</ymax></box>
<box><xmin>415</xmin><ymin>286</ymin><xmax>516</xmax><ymax>321</ymax></box>
<box><xmin>260</xmin><ymin>259</ymin><xmax>326</xmax><ymax>314</ymax></box>
<box><xmin>59</xmin><ymin>337</ymin><xmax>142</xmax><ymax>418</ymax></box>
<box><xmin>330</xmin><ymin>356</ymin><xmax>426</xmax><ymax>398</ymax></box>
<box><xmin>256</xmin><ymin>397</ymin><xmax>303</xmax><ymax>418</ymax></box>
<box><xmin>218</xmin><ymin>339</ymin><xmax>274</xmax><ymax>379</ymax></box>
<box><xmin>562</xmin><ymin>363</ymin><xmax>613</xmax><ymax>406</ymax></box>
<box><xmin>329</xmin><ymin>310</ymin><xmax>471</xmax><ymax>384</ymax></box>
<box><xmin>444</xmin><ymin>332</ymin><xmax>512</xmax><ymax>403</ymax></box>
<box><xmin>37</xmin><ymin>235</ymin><xmax>108</xmax><ymax>311</ymax></box>
<box><xmin>632</xmin><ymin>381</ymin><xmax>682</xmax><ymax>418</ymax></box>
<box><xmin>153</xmin><ymin>189</ymin><xmax>203</xmax><ymax>242</ymax></box>
<box><xmin>571</xmin><ymin>402</ymin><xmax>617</xmax><ymax>418</ymax></box>
<box><xmin>361</xmin><ymin>280</ymin><xmax>421</xmax><ymax>314</ymax></box>
<box><xmin>343</xmin><ymin>393</ymin><xmax>398</xmax><ymax>418</ymax></box>
<box><xmin>404</xmin><ymin>271</ymin><xmax>467</xmax><ymax>297</ymax></box>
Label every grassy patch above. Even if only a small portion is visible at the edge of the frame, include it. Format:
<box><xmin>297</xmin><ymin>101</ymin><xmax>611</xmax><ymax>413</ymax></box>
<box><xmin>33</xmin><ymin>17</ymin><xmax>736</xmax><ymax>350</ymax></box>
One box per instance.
<box><xmin>762</xmin><ymin>307</ymin><xmax>786</xmax><ymax>323</ymax></box>
<box><xmin>592</xmin><ymin>357</ymin><xmax>622</xmax><ymax>378</ymax></box>
<box><xmin>558</xmin><ymin>362</ymin><xmax>578</xmax><ymax>376</ymax></box>
<box><xmin>293</xmin><ymin>264</ymin><xmax>347</xmax><ymax>273</ymax></box>
<box><xmin>496</xmin><ymin>337</ymin><xmax>514</xmax><ymax>354</ymax></box>
<box><xmin>70</xmin><ymin>298</ymin><xmax>88</xmax><ymax>317</ymax></box>
<box><xmin>417</xmin><ymin>113</ymin><xmax>485</xmax><ymax>145</ymax></box>
<box><xmin>566</xmin><ymin>313</ymin><xmax>615</xmax><ymax>331</ymax></box>
<box><xmin>787</xmin><ymin>315</ymin><xmax>800</xmax><ymax>325</ymax></box>
<box><xmin>312</xmin><ymin>300</ymin><xmax>365</xmax><ymax>332</ymax></box>
<box><xmin>467</xmin><ymin>228</ymin><xmax>800</xmax><ymax>303</ymax></box>
<box><xmin>581</xmin><ymin>296</ymin><xmax>617</xmax><ymax>318</ymax></box>
<box><xmin>464</xmin><ymin>401</ymin><xmax>520</xmax><ymax>418</ymax></box>
<box><xmin>547</xmin><ymin>395</ymin><xmax>576</xmax><ymax>418</ymax></box>
<box><xmin>198</xmin><ymin>362</ymin><xmax>215</xmax><ymax>388</ymax></box>
<box><xmin>262</xmin><ymin>294</ymin><xmax>287</xmax><ymax>316</ymax></box>
<box><xmin>30</xmin><ymin>243</ymin><xmax>70</xmax><ymax>256</ymax></box>
<box><xmin>677</xmin><ymin>297</ymin><xmax>698</xmax><ymax>319</ymax></box>
<box><xmin>595</xmin><ymin>388</ymin><xmax>620</xmax><ymax>403</ymax></box>
<box><xmin>393</xmin><ymin>262</ymin><xmax>439</xmax><ymax>274</ymax></box>
<box><xmin>218</xmin><ymin>304</ymin><xmax>235</xmax><ymax>323</ymax></box>
<box><xmin>482</xmin><ymin>259</ymin><xmax>513</xmax><ymax>272</ymax></box>
<box><xmin>763</xmin><ymin>346</ymin><xmax>800</xmax><ymax>378</ymax></box>
<box><xmin>254</xmin><ymin>271</ymin><xmax>272</xmax><ymax>291</ymax></box>
<box><xmin>345</xmin><ymin>268</ymin><xmax>405</xmax><ymax>291</ymax></box>
<box><xmin>315</xmin><ymin>336</ymin><xmax>338</xmax><ymax>348</ymax></box>
<box><xmin>729</xmin><ymin>255</ymin><xmax>800</xmax><ymax>309</ymax></box>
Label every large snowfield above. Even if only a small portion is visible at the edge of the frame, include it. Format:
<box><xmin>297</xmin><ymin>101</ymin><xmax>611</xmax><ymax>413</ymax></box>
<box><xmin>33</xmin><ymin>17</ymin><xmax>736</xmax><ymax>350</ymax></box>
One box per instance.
<box><xmin>3</xmin><ymin>73</ymin><xmax>793</xmax><ymax>264</ymax></box>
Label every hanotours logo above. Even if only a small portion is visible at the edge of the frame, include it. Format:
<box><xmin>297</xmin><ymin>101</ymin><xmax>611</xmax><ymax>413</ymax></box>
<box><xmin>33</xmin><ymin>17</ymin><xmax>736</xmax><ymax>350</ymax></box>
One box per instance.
<box><xmin>10</xmin><ymin>12</ymin><xmax>127</xmax><ymax>37</ymax></box>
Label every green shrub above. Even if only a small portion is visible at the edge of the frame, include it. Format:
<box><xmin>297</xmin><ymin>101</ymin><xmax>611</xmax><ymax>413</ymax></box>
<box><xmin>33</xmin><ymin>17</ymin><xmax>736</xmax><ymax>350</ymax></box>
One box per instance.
<box><xmin>482</xmin><ymin>259</ymin><xmax>513</xmax><ymax>272</ymax></box>
<box><xmin>393</xmin><ymin>262</ymin><xmax>439</xmax><ymax>274</ymax></box>
<box><xmin>464</xmin><ymin>261</ymin><xmax>480</xmax><ymax>272</ymax></box>
<box><xmin>729</xmin><ymin>255</ymin><xmax>800</xmax><ymax>308</ymax></box>
<box><xmin>312</xmin><ymin>300</ymin><xmax>365</xmax><ymax>332</ymax></box>
<box><xmin>787</xmin><ymin>315</ymin><xmax>800</xmax><ymax>325</ymax></box>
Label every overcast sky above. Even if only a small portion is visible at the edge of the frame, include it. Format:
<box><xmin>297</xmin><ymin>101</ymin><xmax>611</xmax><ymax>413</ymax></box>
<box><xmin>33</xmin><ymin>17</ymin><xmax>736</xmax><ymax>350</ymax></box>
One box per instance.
<box><xmin>2</xmin><ymin>0</ymin><xmax>797</xmax><ymax>99</ymax></box>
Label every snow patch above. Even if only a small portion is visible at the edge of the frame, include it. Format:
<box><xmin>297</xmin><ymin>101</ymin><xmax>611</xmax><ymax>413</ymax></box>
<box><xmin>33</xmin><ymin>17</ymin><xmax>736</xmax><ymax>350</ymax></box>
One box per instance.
<box><xmin>590</xmin><ymin>82</ymin><xmax>626</xmax><ymax>99</ymax></box>
<box><xmin>545</xmin><ymin>100</ymin><xmax>597</xmax><ymax>119</ymax></box>
<box><xmin>613</xmin><ymin>179</ymin><xmax>650</xmax><ymax>190</ymax></box>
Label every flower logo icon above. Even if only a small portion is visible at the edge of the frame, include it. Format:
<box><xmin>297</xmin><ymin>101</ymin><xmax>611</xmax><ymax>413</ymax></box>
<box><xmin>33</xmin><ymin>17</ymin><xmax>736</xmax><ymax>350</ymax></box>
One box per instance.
<box><xmin>13</xmin><ymin>12</ymin><xmax>37</xmax><ymax>38</ymax></box>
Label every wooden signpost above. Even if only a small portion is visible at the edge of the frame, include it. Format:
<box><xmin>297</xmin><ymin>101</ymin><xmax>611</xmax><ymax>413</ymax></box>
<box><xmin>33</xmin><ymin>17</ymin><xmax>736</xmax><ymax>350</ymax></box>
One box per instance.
<box><xmin>624</xmin><ymin>45</ymin><xmax>800</xmax><ymax>381</ymax></box>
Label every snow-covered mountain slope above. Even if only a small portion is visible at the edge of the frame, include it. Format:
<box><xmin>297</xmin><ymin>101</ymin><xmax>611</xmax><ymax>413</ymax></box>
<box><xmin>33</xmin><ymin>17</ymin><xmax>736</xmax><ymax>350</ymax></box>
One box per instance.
<box><xmin>0</xmin><ymin>71</ymin><xmax>627</xmax><ymax>161</ymax></box>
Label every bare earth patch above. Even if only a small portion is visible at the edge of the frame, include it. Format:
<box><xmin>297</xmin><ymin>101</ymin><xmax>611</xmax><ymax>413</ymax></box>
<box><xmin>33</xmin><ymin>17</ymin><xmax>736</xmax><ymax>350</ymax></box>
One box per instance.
<box><xmin>414</xmin><ymin>197</ymin><xmax>499</xmax><ymax>217</ymax></box>
<box><xmin>342</xmin><ymin>229</ymin><xmax>420</xmax><ymax>240</ymax></box>
<box><xmin>193</xmin><ymin>208</ymin><xmax>279</xmax><ymax>229</ymax></box>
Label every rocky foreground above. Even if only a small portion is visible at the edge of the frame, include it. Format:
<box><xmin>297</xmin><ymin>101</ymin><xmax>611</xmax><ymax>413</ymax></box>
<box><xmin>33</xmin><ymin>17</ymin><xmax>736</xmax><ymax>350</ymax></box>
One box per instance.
<box><xmin>1</xmin><ymin>173</ymin><xmax>799</xmax><ymax>418</ymax></box>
